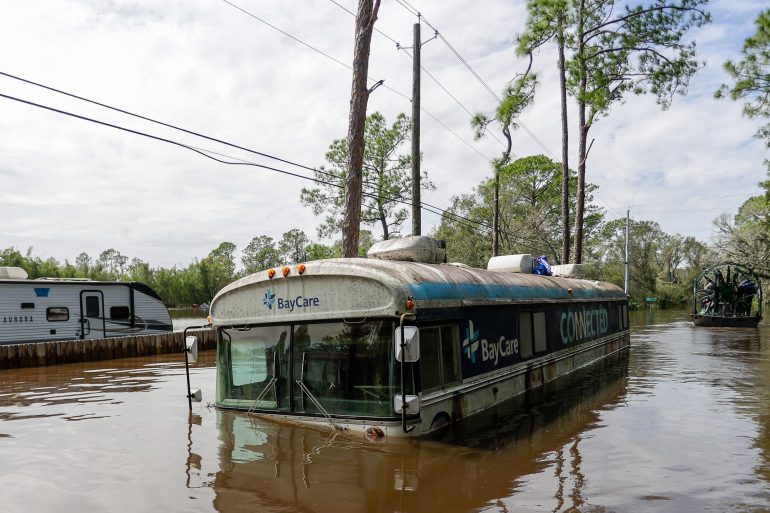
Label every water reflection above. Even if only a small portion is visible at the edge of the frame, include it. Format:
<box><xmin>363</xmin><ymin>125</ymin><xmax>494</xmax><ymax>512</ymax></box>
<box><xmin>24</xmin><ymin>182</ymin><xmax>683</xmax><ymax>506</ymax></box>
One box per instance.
<box><xmin>207</xmin><ymin>354</ymin><xmax>629</xmax><ymax>513</ymax></box>
<box><xmin>1</xmin><ymin>312</ymin><xmax>770</xmax><ymax>512</ymax></box>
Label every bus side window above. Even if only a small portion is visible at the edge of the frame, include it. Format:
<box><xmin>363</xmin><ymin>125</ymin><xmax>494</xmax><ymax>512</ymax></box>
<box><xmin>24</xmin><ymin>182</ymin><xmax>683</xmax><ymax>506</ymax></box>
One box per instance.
<box><xmin>419</xmin><ymin>325</ymin><xmax>460</xmax><ymax>392</ymax></box>
<box><xmin>519</xmin><ymin>312</ymin><xmax>534</xmax><ymax>359</ymax></box>
<box><xmin>419</xmin><ymin>327</ymin><xmax>442</xmax><ymax>392</ymax></box>
<box><xmin>440</xmin><ymin>325</ymin><xmax>460</xmax><ymax>385</ymax></box>
<box><xmin>533</xmin><ymin>312</ymin><xmax>547</xmax><ymax>353</ymax></box>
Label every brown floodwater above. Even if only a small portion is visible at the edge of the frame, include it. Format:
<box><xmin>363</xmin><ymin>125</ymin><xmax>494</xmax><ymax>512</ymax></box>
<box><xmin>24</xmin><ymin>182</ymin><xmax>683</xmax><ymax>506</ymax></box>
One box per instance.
<box><xmin>1</xmin><ymin>309</ymin><xmax>768</xmax><ymax>512</ymax></box>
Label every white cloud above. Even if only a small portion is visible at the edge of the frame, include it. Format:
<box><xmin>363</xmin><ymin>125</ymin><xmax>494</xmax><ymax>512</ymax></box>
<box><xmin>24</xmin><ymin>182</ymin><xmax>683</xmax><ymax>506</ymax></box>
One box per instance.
<box><xmin>0</xmin><ymin>0</ymin><xmax>767</xmax><ymax>268</ymax></box>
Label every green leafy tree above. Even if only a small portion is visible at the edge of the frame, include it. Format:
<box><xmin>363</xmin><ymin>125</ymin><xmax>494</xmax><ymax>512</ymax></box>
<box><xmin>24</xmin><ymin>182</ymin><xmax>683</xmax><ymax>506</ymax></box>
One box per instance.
<box><xmin>127</xmin><ymin>258</ymin><xmax>154</xmax><ymax>284</ymax></box>
<box><xmin>713</xmin><ymin>183</ymin><xmax>770</xmax><ymax>278</ymax></box>
<box><xmin>278</xmin><ymin>229</ymin><xmax>309</xmax><ymax>264</ymax></box>
<box><xmin>568</xmin><ymin>0</ymin><xmax>709</xmax><ymax>263</ymax></box>
<box><xmin>514</xmin><ymin>1</ymin><xmax>709</xmax><ymax>263</ymax></box>
<box><xmin>196</xmin><ymin>242</ymin><xmax>237</xmax><ymax>301</ymax></box>
<box><xmin>306</xmin><ymin>243</ymin><xmax>340</xmax><ymax>261</ymax></box>
<box><xmin>242</xmin><ymin>235</ymin><xmax>281</xmax><ymax>273</ymax></box>
<box><xmin>517</xmin><ymin>0</ymin><xmax>572</xmax><ymax>262</ymax></box>
<box><xmin>471</xmin><ymin>71</ymin><xmax>537</xmax><ymax>256</ymax></box>
<box><xmin>0</xmin><ymin>247</ymin><xmax>25</xmax><ymax>269</ymax></box>
<box><xmin>301</xmin><ymin>112</ymin><xmax>433</xmax><ymax>241</ymax></box>
<box><xmin>75</xmin><ymin>252</ymin><xmax>92</xmax><ymax>276</ymax></box>
<box><xmin>591</xmin><ymin>218</ymin><xmax>713</xmax><ymax>306</ymax></box>
<box><xmin>95</xmin><ymin>248</ymin><xmax>128</xmax><ymax>279</ymax></box>
<box><xmin>716</xmin><ymin>9</ymin><xmax>770</xmax><ymax>149</ymax></box>
<box><xmin>435</xmin><ymin>155</ymin><xmax>602</xmax><ymax>266</ymax></box>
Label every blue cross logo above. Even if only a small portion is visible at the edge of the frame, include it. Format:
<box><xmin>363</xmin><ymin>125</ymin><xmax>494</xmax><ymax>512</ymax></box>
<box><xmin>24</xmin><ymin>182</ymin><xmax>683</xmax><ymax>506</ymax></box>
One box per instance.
<box><xmin>263</xmin><ymin>289</ymin><xmax>276</xmax><ymax>310</ymax></box>
<box><xmin>462</xmin><ymin>320</ymin><xmax>480</xmax><ymax>363</ymax></box>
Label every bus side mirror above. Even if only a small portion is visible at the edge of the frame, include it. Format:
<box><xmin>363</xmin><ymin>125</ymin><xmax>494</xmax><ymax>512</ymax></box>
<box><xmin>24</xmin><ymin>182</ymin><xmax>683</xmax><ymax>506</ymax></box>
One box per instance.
<box><xmin>394</xmin><ymin>394</ymin><xmax>420</xmax><ymax>414</ymax></box>
<box><xmin>395</xmin><ymin>326</ymin><xmax>420</xmax><ymax>362</ymax></box>
<box><xmin>185</xmin><ymin>336</ymin><xmax>199</xmax><ymax>364</ymax></box>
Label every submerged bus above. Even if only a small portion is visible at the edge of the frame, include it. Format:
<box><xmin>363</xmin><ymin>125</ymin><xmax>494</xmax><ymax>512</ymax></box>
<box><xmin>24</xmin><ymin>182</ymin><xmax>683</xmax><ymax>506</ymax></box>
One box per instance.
<box><xmin>209</xmin><ymin>237</ymin><xmax>630</xmax><ymax>437</ymax></box>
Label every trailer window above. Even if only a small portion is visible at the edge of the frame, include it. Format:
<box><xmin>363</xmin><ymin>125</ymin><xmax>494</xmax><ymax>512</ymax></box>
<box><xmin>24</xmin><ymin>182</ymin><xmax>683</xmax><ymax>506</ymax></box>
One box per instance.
<box><xmin>47</xmin><ymin>307</ymin><xmax>69</xmax><ymax>322</ymax></box>
<box><xmin>85</xmin><ymin>296</ymin><xmax>100</xmax><ymax>318</ymax></box>
<box><xmin>21</xmin><ymin>302</ymin><xmax>35</xmax><ymax>309</ymax></box>
<box><xmin>110</xmin><ymin>306</ymin><xmax>131</xmax><ymax>320</ymax></box>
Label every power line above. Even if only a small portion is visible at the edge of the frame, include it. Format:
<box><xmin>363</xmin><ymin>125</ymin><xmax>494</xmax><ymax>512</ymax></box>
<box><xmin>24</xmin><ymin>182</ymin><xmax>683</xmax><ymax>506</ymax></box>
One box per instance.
<box><xmin>394</xmin><ymin>0</ymin><xmax>556</xmax><ymax>160</ymax></box>
<box><xmin>220</xmin><ymin>0</ymin><xmax>409</xmax><ymax>102</ymax></box>
<box><xmin>0</xmin><ymin>69</ymin><xmax>495</xmax><ymax>227</ymax></box>
<box><xmin>221</xmin><ymin>0</ymin><xmax>497</xmax><ymax>163</ymax></box>
<box><xmin>630</xmin><ymin>194</ymin><xmax>751</xmax><ymax>208</ymax></box>
<box><xmin>636</xmin><ymin>206</ymin><xmax>742</xmax><ymax>214</ymax></box>
<box><xmin>327</xmin><ymin>0</ymin><xmax>401</xmax><ymax>47</ymax></box>
<box><xmin>0</xmin><ymin>91</ymin><xmax>492</xmax><ymax>235</ymax></box>
<box><xmin>326</xmin><ymin>0</ymin><xmax>507</xmax><ymax>152</ymax></box>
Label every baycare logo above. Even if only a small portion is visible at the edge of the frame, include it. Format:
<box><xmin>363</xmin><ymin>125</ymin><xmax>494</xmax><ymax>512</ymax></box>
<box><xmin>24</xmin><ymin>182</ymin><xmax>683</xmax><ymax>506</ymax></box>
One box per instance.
<box><xmin>462</xmin><ymin>320</ymin><xmax>519</xmax><ymax>366</ymax></box>
<box><xmin>263</xmin><ymin>288</ymin><xmax>320</xmax><ymax>312</ymax></box>
<box><xmin>263</xmin><ymin>289</ymin><xmax>276</xmax><ymax>310</ymax></box>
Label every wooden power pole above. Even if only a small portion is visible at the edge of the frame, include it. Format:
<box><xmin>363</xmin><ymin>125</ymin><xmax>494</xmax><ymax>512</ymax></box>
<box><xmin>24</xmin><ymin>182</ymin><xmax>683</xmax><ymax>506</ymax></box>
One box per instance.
<box><xmin>411</xmin><ymin>22</ymin><xmax>421</xmax><ymax>236</ymax></box>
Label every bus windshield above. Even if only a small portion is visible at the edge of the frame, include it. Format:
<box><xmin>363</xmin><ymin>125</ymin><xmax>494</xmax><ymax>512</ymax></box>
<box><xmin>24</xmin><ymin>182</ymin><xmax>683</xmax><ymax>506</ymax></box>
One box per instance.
<box><xmin>217</xmin><ymin>319</ymin><xmax>407</xmax><ymax>418</ymax></box>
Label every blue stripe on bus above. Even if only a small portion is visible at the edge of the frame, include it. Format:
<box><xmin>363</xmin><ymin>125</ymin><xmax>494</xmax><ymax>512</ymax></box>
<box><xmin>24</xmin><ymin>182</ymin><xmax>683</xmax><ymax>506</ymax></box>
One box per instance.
<box><xmin>407</xmin><ymin>282</ymin><xmax>617</xmax><ymax>301</ymax></box>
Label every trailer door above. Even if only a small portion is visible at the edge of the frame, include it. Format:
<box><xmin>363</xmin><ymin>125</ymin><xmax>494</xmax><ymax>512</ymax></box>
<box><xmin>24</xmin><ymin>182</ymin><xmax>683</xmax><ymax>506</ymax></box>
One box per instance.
<box><xmin>79</xmin><ymin>291</ymin><xmax>106</xmax><ymax>339</ymax></box>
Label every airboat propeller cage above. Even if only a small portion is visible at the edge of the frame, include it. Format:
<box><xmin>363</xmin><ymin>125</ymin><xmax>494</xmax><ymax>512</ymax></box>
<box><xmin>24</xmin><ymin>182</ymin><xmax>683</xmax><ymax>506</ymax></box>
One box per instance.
<box><xmin>691</xmin><ymin>261</ymin><xmax>763</xmax><ymax>327</ymax></box>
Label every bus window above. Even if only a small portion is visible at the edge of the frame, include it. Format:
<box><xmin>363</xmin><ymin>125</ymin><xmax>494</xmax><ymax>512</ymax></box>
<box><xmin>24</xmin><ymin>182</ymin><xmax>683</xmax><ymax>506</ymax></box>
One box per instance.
<box><xmin>419</xmin><ymin>327</ymin><xmax>442</xmax><ymax>392</ymax></box>
<box><xmin>218</xmin><ymin>325</ymin><xmax>290</xmax><ymax>411</ymax></box>
<box><xmin>519</xmin><ymin>312</ymin><xmax>534</xmax><ymax>359</ymax></box>
<box><xmin>292</xmin><ymin>320</ymin><xmax>395</xmax><ymax>417</ymax></box>
<box><xmin>420</xmin><ymin>325</ymin><xmax>460</xmax><ymax>392</ymax></box>
<box><xmin>533</xmin><ymin>312</ymin><xmax>547</xmax><ymax>353</ymax></box>
<box><xmin>440</xmin><ymin>325</ymin><xmax>460</xmax><ymax>385</ymax></box>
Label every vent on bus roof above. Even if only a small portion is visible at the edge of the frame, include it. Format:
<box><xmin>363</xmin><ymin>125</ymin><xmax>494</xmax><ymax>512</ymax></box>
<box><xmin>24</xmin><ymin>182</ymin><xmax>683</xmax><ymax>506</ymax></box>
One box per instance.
<box><xmin>367</xmin><ymin>236</ymin><xmax>447</xmax><ymax>264</ymax></box>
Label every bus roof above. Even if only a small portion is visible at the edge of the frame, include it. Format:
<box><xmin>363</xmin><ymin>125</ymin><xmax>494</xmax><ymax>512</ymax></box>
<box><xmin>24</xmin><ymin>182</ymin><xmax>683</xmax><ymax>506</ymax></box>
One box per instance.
<box><xmin>210</xmin><ymin>258</ymin><xmax>626</xmax><ymax>327</ymax></box>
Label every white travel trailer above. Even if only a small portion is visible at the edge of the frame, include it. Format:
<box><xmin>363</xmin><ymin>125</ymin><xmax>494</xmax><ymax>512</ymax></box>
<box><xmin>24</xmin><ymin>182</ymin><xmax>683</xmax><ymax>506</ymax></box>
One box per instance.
<box><xmin>0</xmin><ymin>267</ymin><xmax>173</xmax><ymax>345</ymax></box>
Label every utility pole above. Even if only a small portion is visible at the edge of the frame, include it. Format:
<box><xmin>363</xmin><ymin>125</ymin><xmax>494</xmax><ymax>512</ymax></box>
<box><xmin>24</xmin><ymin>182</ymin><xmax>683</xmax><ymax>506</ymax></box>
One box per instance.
<box><xmin>624</xmin><ymin>209</ymin><xmax>631</xmax><ymax>295</ymax></box>
<box><xmin>411</xmin><ymin>21</ymin><xmax>421</xmax><ymax>236</ymax></box>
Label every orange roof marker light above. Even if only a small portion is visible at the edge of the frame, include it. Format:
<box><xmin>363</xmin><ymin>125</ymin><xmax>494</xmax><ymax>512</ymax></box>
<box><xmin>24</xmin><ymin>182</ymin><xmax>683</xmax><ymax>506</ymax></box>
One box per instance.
<box><xmin>297</xmin><ymin>264</ymin><xmax>306</xmax><ymax>275</ymax></box>
<box><xmin>267</xmin><ymin>269</ymin><xmax>276</xmax><ymax>279</ymax></box>
<box><xmin>282</xmin><ymin>266</ymin><xmax>290</xmax><ymax>277</ymax></box>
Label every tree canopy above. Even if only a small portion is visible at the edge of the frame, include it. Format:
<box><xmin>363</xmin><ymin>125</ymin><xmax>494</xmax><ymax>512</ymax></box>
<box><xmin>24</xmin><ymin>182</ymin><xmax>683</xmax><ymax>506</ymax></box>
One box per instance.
<box><xmin>716</xmin><ymin>8</ymin><xmax>770</xmax><ymax>150</ymax></box>
<box><xmin>301</xmin><ymin>112</ymin><xmax>433</xmax><ymax>241</ymax></box>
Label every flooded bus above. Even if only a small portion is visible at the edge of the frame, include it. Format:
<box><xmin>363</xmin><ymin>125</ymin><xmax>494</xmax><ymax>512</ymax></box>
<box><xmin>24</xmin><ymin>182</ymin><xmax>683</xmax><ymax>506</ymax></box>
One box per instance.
<box><xmin>209</xmin><ymin>236</ymin><xmax>630</xmax><ymax>437</ymax></box>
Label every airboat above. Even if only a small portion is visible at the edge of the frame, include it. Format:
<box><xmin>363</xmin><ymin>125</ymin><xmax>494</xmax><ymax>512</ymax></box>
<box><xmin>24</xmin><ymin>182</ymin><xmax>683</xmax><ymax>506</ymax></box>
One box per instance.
<box><xmin>691</xmin><ymin>262</ymin><xmax>763</xmax><ymax>328</ymax></box>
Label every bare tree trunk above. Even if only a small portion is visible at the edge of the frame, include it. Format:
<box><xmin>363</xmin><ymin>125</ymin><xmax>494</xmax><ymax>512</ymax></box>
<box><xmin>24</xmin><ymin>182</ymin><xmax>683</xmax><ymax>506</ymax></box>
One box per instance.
<box><xmin>558</xmin><ymin>22</ymin><xmax>570</xmax><ymax>265</ymax></box>
<box><xmin>378</xmin><ymin>202</ymin><xmax>390</xmax><ymax>240</ymax></box>
<box><xmin>572</xmin><ymin>0</ymin><xmax>586</xmax><ymax>264</ymax></box>
<box><xmin>493</xmin><ymin>164</ymin><xmax>500</xmax><ymax>256</ymax></box>
<box><xmin>493</xmin><ymin>125</ymin><xmax>513</xmax><ymax>257</ymax></box>
<box><xmin>342</xmin><ymin>0</ymin><xmax>380</xmax><ymax>258</ymax></box>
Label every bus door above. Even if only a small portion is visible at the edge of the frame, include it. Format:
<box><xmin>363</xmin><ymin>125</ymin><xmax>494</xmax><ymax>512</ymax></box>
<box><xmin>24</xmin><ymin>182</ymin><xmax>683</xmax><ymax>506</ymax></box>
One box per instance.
<box><xmin>79</xmin><ymin>290</ymin><xmax>106</xmax><ymax>339</ymax></box>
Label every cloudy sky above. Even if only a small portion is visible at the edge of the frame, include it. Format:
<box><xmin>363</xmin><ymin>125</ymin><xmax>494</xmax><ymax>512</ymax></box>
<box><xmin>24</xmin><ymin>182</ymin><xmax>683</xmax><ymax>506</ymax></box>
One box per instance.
<box><xmin>0</xmin><ymin>0</ymin><xmax>767</xmax><ymax>268</ymax></box>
